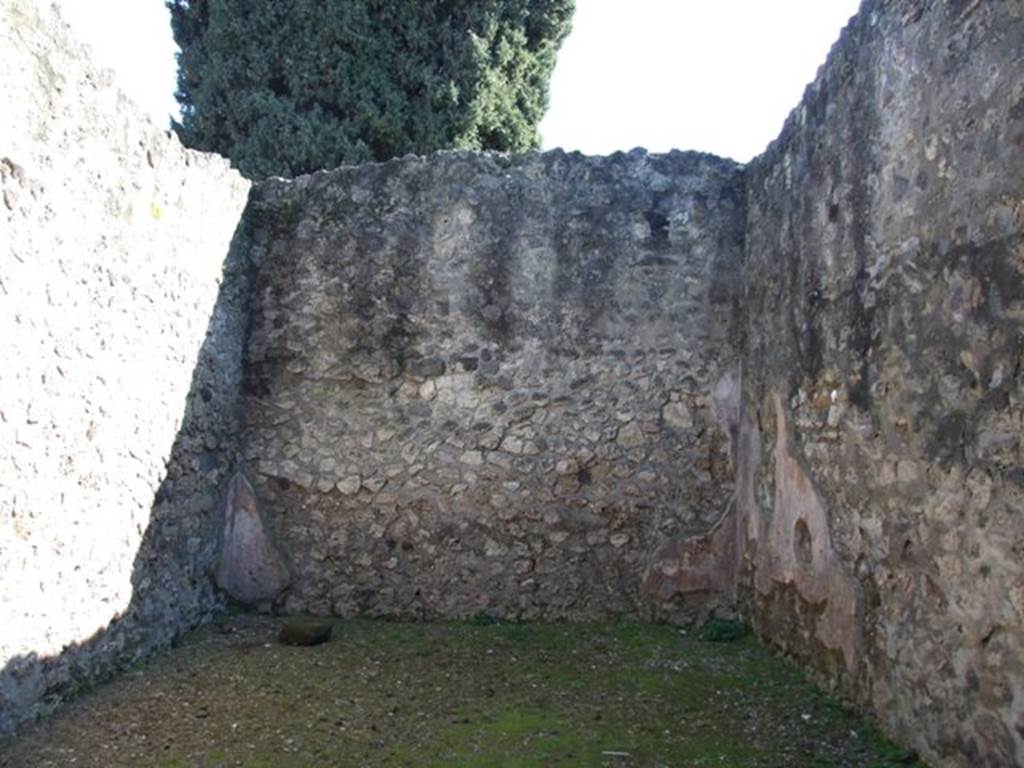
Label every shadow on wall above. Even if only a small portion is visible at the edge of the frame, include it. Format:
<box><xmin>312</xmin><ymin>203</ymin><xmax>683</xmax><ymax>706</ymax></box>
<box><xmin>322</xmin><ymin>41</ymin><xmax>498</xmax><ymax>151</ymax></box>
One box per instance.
<box><xmin>0</xmin><ymin>220</ymin><xmax>252</xmax><ymax>737</ymax></box>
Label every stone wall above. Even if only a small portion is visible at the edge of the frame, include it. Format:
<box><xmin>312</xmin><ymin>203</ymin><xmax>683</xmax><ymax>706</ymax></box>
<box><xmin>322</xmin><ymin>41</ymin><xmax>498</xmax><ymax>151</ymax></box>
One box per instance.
<box><xmin>240</xmin><ymin>150</ymin><xmax>746</xmax><ymax>622</ymax></box>
<box><xmin>0</xmin><ymin>0</ymin><xmax>251</xmax><ymax>734</ymax></box>
<box><xmin>739</xmin><ymin>1</ymin><xmax>1024</xmax><ymax>766</ymax></box>
<box><xmin>4</xmin><ymin>0</ymin><xmax>1024</xmax><ymax>762</ymax></box>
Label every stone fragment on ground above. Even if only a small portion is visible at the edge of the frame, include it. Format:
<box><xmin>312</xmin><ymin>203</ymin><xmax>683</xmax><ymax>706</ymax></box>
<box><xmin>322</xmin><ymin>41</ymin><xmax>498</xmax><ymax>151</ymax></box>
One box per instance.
<box><xmin>278</xmin><ymin>619</ymin><xmax>333</xmax><ymax>646</ymax></box>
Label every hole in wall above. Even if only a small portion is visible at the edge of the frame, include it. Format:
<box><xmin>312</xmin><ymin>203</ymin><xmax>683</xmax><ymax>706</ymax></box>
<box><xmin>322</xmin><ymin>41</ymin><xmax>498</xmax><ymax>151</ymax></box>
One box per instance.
<box><xmin>901</xmin><ymin>537</ymin><xmax>913</xmax><ymax>561</ymax></box>
<box><xmin>981</xmin><ymin>625</ymin><xmax>1000</xmax><ymax>648</ymax></box>
<box><xmin>576</xmin><ymin>465</ymin><xmax>592</xmax><ymax>486</ymax></box>
<box><xmin>645</xmin><ymin>210</ymin><xmax>670</xmax><ymax>246</ymax></box>
<box><xmin>794</xmin><ymin>518</ymin><xmax>813</xmax><ymax>567</ymax></box>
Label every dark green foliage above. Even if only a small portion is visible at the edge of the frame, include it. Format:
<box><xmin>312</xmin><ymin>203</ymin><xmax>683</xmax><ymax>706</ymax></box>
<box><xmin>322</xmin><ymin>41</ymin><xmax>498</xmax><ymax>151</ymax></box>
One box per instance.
<box><xmin>167</xmin><ymin>0</ymin><xmax>574</xmax><ymax>179</ymax></box>
<box><xmin>469</xmin><ymin>612</ymin><xmax>501</xmax><ymax>626</ymax></box>
<box><xmin>697</xmin><ymin>617</ymin><xmax>750</xmax><ymax>643</ymax></box>
<box><xmin>866</xmin><ymin>743</ymin><xmax>920</xmax><ymax>767</ymax></box>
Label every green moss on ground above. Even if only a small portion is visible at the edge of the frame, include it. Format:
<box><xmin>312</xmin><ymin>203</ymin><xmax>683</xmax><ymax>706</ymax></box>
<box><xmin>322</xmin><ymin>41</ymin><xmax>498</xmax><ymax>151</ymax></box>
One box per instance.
<box><xmin>0</xmin><ymin>616</ymin><xmax>924</xmax><ymax>768</ymax></box>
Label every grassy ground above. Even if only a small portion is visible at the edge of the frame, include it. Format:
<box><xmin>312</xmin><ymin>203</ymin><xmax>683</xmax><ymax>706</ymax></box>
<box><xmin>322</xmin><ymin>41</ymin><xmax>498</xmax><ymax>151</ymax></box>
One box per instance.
<box><xmin>0</xmin><ymin>614</ymin><xmax>922</xmax><ymax>768</ymax></box>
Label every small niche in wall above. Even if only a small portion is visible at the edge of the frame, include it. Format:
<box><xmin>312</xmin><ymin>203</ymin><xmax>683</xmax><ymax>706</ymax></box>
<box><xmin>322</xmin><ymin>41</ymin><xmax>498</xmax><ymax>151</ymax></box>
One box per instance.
<box><xmin>794</xmin><ymin>518</ymin><xmax>814</xmax><ymax>567</ymax></box>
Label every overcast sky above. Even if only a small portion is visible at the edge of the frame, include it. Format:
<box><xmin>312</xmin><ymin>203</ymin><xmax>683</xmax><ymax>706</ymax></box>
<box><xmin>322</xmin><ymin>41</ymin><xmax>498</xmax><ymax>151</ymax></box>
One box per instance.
<box><xmin>58</xmin><ymin>0</ymin><xmax>862</xmax><ymax>163</ymax></box>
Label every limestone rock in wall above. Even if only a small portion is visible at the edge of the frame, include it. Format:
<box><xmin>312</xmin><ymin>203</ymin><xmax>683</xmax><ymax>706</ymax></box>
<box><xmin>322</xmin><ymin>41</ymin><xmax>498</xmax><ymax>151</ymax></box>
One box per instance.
<box><xmin>217</xmin><ymin>473</ymin><xmax>291</xmax><ymax>606</ymax></box>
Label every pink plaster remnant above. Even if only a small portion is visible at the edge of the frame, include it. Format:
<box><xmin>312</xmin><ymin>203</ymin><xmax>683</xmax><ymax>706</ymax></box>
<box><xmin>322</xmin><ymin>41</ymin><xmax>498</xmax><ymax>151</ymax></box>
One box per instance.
<box><xmin>644</xmin><ymin>509</ymin><xmax>737</xmax><ymax>601</ymax></box>
<box><xmin>216</xmin><ymin>472</ymin><xmax>292</xmax><ymax>606</ymax></box>
<box><xmin>751</xmin><ymin>393</ymin><xmax>862</xmax><ymax>673</ymax></box>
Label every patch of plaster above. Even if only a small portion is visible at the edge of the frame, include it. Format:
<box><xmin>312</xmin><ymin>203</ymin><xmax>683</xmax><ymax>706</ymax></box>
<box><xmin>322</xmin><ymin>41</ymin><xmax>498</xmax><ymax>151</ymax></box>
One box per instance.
<box><xmin>710</xmin><ymin>369</ymin><xmax>742</xmax><ymax>464</ymax></box>
<box><xmin>643</xmin><ymin>370</ymin><xmax>743</xmax><ymax>608</ymax></box>
<box><xmin>755</xmin><ymin>393</ymin><xmax>862</xmax><ymax>673</ymax></box>
<box><xmin>644</xmin><ymin>507</ymin><xmax>737</xmax><ymax>604</ymax></box>
<box><xmin>216</xmin><ymin>473</ymin><xmax>292</xmax><ymax>607</ymax></box>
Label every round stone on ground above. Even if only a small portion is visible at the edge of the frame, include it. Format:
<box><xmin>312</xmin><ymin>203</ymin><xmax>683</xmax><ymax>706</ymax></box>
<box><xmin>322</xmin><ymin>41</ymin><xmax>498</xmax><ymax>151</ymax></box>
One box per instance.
<box><xmin>278</xmin><ymin>619</ymin><xmax>333</xmax><ymax>646</ymax></box>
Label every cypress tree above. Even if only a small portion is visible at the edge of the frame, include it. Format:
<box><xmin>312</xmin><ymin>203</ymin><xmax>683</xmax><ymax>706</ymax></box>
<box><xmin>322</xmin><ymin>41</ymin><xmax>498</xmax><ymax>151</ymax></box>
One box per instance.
<box><xmin>167</xmin><ymin>0</ymin><xmax>574</xmax><ymax>179</ymax></box>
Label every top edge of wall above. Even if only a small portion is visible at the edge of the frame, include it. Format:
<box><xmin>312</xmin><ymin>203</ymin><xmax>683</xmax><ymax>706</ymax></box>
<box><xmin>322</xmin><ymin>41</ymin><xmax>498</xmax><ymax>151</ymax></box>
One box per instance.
<box><xmin>747</xmin><ymin>0</ymin><xmax>886</xmax><ymax>173</ymax></box>
<box><xmin>1</xmin><ymin>0</ymin><xmax>243</xmax><ymax>182</ymax></box>
<box><xmin>255</xmin><ymin>146</ymin><xmax>747</xmax><ymax>191</ymax></box>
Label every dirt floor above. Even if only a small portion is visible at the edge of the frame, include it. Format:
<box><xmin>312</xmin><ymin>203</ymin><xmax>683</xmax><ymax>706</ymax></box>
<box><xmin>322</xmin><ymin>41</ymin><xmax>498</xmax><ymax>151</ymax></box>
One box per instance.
<box><xmin>0</xmin><ymin>614</ymin><xmax>923</xmax><ymax>768</ymax></box>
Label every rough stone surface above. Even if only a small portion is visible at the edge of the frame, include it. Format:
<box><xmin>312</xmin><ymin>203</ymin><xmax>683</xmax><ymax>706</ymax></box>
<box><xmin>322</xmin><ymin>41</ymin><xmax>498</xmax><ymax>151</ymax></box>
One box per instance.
<box><xmin>2</xmin><ymin>0</ymin><xmax>1023</xmax><ymax>764</ymax></box>
<box><xmin>241</xmin><ymin>149</ymin><xmax>746</xmax><ymax>623</ymax></box>
<box><xmin>216</xmin><ymin>473</ymin><xmax>291</xmax><ymax>606</ymax></box>
<box><xmin>738</xmin><ymin>2</ymin><xmax>1024</xmax><ymax>766</ymax></box>
<box><xmin>0</xmin><ymin>0</ymin><xmax>251</xmax><ymax>736</ymax></box>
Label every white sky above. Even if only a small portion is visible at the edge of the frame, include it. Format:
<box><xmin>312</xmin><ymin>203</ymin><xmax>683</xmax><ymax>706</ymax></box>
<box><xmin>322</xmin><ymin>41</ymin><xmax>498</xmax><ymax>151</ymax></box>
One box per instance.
<box><xmin>58</xmin><ymin>0</ymin><xmax>181</xmax><ymax>129</ymax></box>
<box><xmin>541</xmin><ymin>0</ymin><xmax>862</xmax><ymax>161</ymax></box>
<box><xmin>58</xmin><ymin>0</ymin><xmax>862</xmax><ymax>163</ymax></box>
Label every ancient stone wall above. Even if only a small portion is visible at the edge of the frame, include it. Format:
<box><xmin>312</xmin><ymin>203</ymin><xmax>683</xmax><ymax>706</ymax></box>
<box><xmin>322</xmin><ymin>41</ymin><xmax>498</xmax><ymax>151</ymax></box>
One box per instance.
<box><xmin>240</xmin><ymin>150</ymin><xmax>746</xmax><ymax>622</ymax></box>
<box><xmin>740</xmin><ymin>1</ymin><xmax>1024</xmax><ymax>766</ymax></box>
<box><xmin>4</xmin><ymin>0</ymin><xmax>1024</xmax><ymax>763</ymax></box>
<box><xmin>0</xmin><ymin>0</ymin><xmax>251</xmax><ymax>734</ymax></box>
